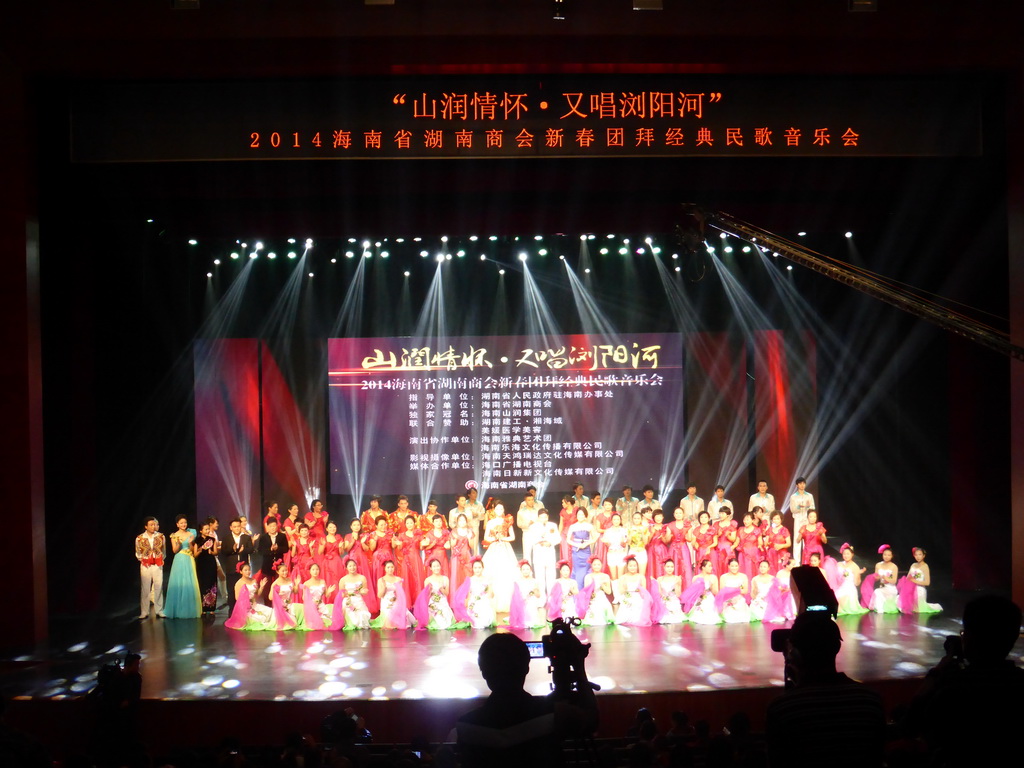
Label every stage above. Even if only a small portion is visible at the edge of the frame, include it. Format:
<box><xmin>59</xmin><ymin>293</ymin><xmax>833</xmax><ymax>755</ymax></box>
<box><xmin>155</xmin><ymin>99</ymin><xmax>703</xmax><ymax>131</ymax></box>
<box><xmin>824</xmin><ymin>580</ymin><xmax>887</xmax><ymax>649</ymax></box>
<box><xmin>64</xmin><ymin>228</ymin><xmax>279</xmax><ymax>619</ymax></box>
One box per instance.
<box><xmin>3</xmin><ymin>605</ymin><xmax>989</xmax><ymax>748</ymax></box>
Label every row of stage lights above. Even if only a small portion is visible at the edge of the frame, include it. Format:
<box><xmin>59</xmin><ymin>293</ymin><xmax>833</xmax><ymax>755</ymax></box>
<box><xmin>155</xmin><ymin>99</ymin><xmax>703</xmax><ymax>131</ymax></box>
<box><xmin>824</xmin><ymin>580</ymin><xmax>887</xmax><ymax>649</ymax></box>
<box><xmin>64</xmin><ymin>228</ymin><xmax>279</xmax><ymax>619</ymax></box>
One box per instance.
<box><xmin>186</xmin><ymin>229</ymin><xmax>854</xmax><ymax>279</ymax></box>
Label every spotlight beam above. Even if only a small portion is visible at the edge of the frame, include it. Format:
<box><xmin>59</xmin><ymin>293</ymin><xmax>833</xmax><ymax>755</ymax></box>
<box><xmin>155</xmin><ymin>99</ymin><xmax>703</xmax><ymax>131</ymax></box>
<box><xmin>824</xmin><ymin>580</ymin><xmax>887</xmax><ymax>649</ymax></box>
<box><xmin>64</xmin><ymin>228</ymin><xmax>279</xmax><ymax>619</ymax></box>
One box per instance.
<box><xmin>682</xmin><ymin>205</ymin><xmax>1024</xmax><ymax>361</ymax></box>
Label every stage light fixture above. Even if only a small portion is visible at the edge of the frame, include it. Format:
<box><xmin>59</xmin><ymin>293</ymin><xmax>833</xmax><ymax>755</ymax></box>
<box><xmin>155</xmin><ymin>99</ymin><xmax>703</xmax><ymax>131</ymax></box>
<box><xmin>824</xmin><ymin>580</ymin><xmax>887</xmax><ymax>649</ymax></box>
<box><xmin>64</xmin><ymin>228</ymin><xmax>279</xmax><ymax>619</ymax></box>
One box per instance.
<box><xmin>308</xmin><ymin>272</ymin><xmax>314</xmax><ymax>277</ymax></box>
<box><xmin>375</xmin><ymin>241</ymin><xmax>382</xmax><ymax>247</ymax></box>
<box><xmin>653</xmin><ymin>247</ymin><xmax>661</xmax><ymax>254</ymax></box>
<box><xmin>786</xmin><ymin>265</ymin><xmax>794</xmax><ymax>271</ymax></box>
<box><xmin>240</xmin><ymin>242</ymin><xmax>247</xmax><ymax>249</ymax></box>
<box><xmin>579</xmin><ymin>235</ymin><xmax>586</xmax><ymax>241</ymax></box>
<box><xmin>675</xmin><ymin>266</ymin><xmax>681</xmax><ymax>272</ymax></box>
<box><xmin>457</xmin><ymin>249</ymin><xmax>466</xmax><ymax>257</ymax></box>
<box><xmin>479</xmin><ymin>254</ymin><xmax>486</xmax><ymax>261</ymax></box>
<box><xmin>845</xmin><ymin>231</ymin><xmax>853</xmax><ymax>238</ymax></box>
<box><xmin>724</xmin><ymin>246</ymin><xmax>733</xmax><ymax>253</ymax></box>
<box><xmin>671</xmin><ymin>253</ymin><xmax>679</xmax><ymax>259</ymax></box>
<box><xmin>720</xmin><ymin>233</ymin><xmax>727</xmax><ymax>239</ymax></box>
<box><xmin>489</xmin><ymin>235</ymin><xmax>498</xmax><ymax>241</ymax></box>
<box><xmin>553</xmin><ymin>0</ymin><xmax>566</xmax><ymax>21</ymax></box>
<box><xmin>539</xmin><ymin>248</ymin><xmax>548</xmax><ymax>256</ymax></box>
<box><xmin>470</xmin><ymin>235</ymin><xmax>478</xmax><ymax>241</ymax></box>
<box><xmin>441</xmin><ymin>235</ymin><xmax>449</xmax><ymax>242</ymax></box>
<box><xmin>619</xmin><ymin>247</ymin><xmax>628</xmax><ymax>255</ymax></box>
<box><xmin>607</xmin><ymin>234</ymin><xmax>615</xmax><ymax>238</ymax></box>
<box><xmin>363</xmin><ymin>251</ymin><xmax>372</xmax><ymax>258</ymax></box>
<box><xmin>396</xmin><ymin>238</ymin><xmax>405</xmax><ymax>243</ymax></box>
<box><xmin>255</xmin><ymin>241</ymin><xmax>263</xmax><ymax>251</ymax></box>
<box><xmin>798</xmin><ymin>231</ymin><xmax>806</xmax><ymax>236</ymax></box>
<box><xmin>249</xmin><ymin>252</ymin><xmax>257</xmax><ymax>259</ymax></box>
<box><xmin>535</xmin><ymin>235</ymin><xmax>544</xmax><ymax>241</ymax></box>
<box><xmin>559</xmin><ymin>255</ymin><xmax>566</xmax><ymax>260</ymax></box>
<box><xmin>230</xmin><ymin>252</ymin><xmax>239</xmax><ymax>259</ymax></box>
<box><xmin>420</xmin><ymin>250</ymin><xmax>428</xmax><ymax>257</ymax></box>
<box><xmin>436</xmin><ymin>254</ymin><xmax>444</xmax><ymax>262</ymax></box>
<box><xmin>382</xmin><ymin>251</ymin><xmax>390</xmax><ymax>258</ymax></box>
<box><xmin>498</xmin><ymin>268</ymin><xmax>506</xmax><ymax>275</ymax></box>
<box><xmin>637</xmin><ymin>247</ymin><xmax>646</xmax><ymax>255</ymax></box>
<box><xmin>445</xmin><ymin>253</ymin><xmax>453</xmax><ymax>260</ymax></box>
<box><xmin>188</xmin><ymin>239</ymin><xmax>198</xmax><ymax>245</ymax></box>
<box><xmin>584</xmin><ymin>268</ymin><xmax>591</xmax><ymax>274</ymax></box>
<box><xmin>331</xmin><ymin>258</ymin><xmax>337</xmax><ymax>263</ymax></box>
<box><xmin>206</xmin><ymin>272</ymin><xmax>212</xmax><ymax>277</ymax></box>
<box><xmin>288</xmin><ymin>251</ymin><xmax>297</xmax><ymax>259</ymax></box>
<box><xmin>289</xmin><ymin>238</ymin><xmax>297</xmax><ymax>244</ymax></box>
<box><xmin>742</xmin><ymin>246</ymin><xmax>751</xmax><ymax>253</ymax></box>
<box><xmin>413</xmin><ymin>236</ymin><xmax>422</xmax><ymax>242</ymax></box>
<box><xmin>268</xmin><ymin>252</ymin><xmax>276</xmax><ymax>259</ymax></box>
<box><xmin>362</xmin><ymin>240</ymin><xmax>370</xmax><ymax>249</ymax></box>
<box><xmin>645</xmin><ymin>237</ymin><xmax>652</xmax><ymax>244</ymax></box>
<box><xmin>404</xmin><ymin>270</ymin><xmax>411</xmax><ymax>277</ymax></box>
<box><xmin>519</xmin><ymin>252</ymin><xmax>528</xmax><ymax>261</ymax></box>
<box><xmin>588</xmin><ymin>234</ymin><xmax>595</xmax><ymax>240</ymax></box>
<box><xmin>600</xmin><ymin>247</ymin><xmax>608</xmax><ymax>254</ymax></box>
<box><xmin>346</xmin><ymin>251</ymin><xmax>355</xmax><ymax>258</ymax></box>
<box><xmin>146</xmin><ymin>218</ymin><xmax>154</xmax><ymax>223</ymax></box>
<box><xmin>213</xmin><ymin>258</ymin><xmax>221</xmax><ymax>265</ymax></box>
<box><xmin>306</xmin><ymin>238</ymin><xmax>314</xmax><ymax>246</ymax></box>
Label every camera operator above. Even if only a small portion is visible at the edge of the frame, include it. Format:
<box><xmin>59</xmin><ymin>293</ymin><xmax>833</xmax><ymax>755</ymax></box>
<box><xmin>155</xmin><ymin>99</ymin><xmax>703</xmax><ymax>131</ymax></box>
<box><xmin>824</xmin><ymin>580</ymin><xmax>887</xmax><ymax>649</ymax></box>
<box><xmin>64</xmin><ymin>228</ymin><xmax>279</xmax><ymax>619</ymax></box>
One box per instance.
<box><xmin>905</xmin><ymin>594</ymin><xmax>1024</xmax><ymax>766</ymax></box>
<box><xmin>454</xmin><ymin>621</ymin><xmax>598</xmax><ymax>768</ymax></box>
<box><xmin>766</xmin><ymin>612</ymin><xmax>884</xmax><ymax>767</ymax></box>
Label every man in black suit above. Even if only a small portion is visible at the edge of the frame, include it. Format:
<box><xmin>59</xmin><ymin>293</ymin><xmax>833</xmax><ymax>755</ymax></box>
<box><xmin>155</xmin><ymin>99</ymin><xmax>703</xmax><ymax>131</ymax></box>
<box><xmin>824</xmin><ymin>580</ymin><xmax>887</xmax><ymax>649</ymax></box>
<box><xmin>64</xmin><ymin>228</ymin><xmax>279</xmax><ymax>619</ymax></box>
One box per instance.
<box><xmin>220</xmin><ymin>516</ymin><xmax>254</xmax><ymax>613</ymax></box>
<box><xmin>256</xmin><ymin>517</ymin><xmax>287</xmax><ymax>603</ymax></box>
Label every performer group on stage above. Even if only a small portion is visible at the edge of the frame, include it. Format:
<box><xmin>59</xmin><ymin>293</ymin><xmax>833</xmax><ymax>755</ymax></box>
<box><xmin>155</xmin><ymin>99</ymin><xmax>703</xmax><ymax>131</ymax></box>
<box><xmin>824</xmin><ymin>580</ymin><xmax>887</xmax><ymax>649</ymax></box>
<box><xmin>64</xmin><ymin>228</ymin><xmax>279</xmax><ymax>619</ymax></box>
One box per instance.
<box><xmin>135</xmin><ymin>478</ymin><xmax>941</xmax><ymax>630</ymax></box>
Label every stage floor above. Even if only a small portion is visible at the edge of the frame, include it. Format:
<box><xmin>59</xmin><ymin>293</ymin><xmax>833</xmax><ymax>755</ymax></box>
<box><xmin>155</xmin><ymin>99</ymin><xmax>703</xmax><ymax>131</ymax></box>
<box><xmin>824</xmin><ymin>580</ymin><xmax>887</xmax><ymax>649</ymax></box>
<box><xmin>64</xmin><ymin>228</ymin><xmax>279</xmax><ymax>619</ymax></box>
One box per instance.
<box><xmin>5</xmin><ymin>609</ymin><xmax>971</xmax><ymax>703</ymax></box>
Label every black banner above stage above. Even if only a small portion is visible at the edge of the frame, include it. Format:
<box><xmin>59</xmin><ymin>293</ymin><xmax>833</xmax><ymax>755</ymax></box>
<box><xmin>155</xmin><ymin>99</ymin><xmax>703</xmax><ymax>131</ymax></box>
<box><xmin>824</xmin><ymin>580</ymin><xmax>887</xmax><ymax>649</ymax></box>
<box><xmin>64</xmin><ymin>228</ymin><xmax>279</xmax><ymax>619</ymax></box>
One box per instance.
<box><xmin>70</xmin><ymin>75</ymin><xmax>981</xmax><ymax>162</ymax></box>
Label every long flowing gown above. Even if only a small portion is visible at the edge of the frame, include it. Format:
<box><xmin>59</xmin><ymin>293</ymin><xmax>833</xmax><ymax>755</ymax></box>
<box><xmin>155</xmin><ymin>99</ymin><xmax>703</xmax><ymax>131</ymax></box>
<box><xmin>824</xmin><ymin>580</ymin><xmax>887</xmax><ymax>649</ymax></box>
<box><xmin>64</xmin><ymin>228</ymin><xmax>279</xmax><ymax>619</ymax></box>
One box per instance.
<box><xmin>712</xmin><ymin>521</ymin><xmax>738</xmax><ymax>576</ymax></box>
<box><xmin>463</xmin><ymin>576</ymin><xmax>496</xmax><ymax>628</ymax></box>
<box><xmin>663</xmin><ymin>523</ymin><xmax>693</xmax><ymax>589</ymax></box>
<box><xmin>691</xmin><ymin>527</ymin><xmax>717</xmax><ymax>574</ymax></box>
<box><xmin>800</xmin><ymin>523</ymin><xmax>826</xmax><ymax>565</ymax></box>
<box><xmin>165</xmin><ymin>529</ymin><xmax>201</xmax><ymax>619</ymax></box>
<box><xmin>269</xmin><ymin>583</ymin><xmax>299</xmax><ymax>630</ymax></box>
<box><xmin>394</xmin><ymin>532</ymin><xmax>426</xmax><ymax>600</ymax></box>
<box><xmin>646</xmin><ymin>523</ymin><xmax>670</xmax><ymax>582</ymax></box>
<box><xmin>898</xmin><ymin>566</ymin><xmax>942</xmax><ymax>613</ymax></box>
<box><xmin>614</xmin><ymin>575</ymin><xmax>654</xmax><ymax>627</ymax></box>
<box><xmin>508</xmin><ymin>579</ymin><xmax>549</xmax><ymax>629</ymax></box>
<box><xmin>546</xmin><ymin>578</ymin><xmax>579</xmax><ymax>621</ymax></box>
<box><xmin>320</xmin><ymin>537</ymin><xmax>344</xmax><ymax>599</ymax></box>
<box><xmin>683</xmin><ymin>576</ymin><xmax>722</xmax><ymax>625</ymax></box>
<box><xmin>330</xmin><ymin>579</ymin><xmax>372</xmax><ymax>630</ymax></box>
<box><xmin>482</xmin><ymin>518</ymin><xmax>519</xmax><ymax>612</ymax></box>
<box><xmin>652</xmin><ymin>576</ymin><xmax>686</xmax><ymax>624</ymax></box>
<box><xmin>763</xmin><ymin>570</ymin><xmax>797</xmax><ymax>623</ymax></box>
<box><xmin>834</xmin><ymin>562</ymin><xmax>868</xmax><ymax>615</ymax></box>
<box><xmin>766</xmin><ymin>526</ymin><xmax>790</xmax><ymax>574</ymax></box>
<box><xmin>577</xmin><ymin>573</ymin><xmax>615</xmax><ymax>626</ymax></box>
<box><xmin>749</xmin><ymin>576</ymin><xmax>776</xmax><ymax>622</ymax></box>
<box><xmin>421</xmin><ymin>530</ymin><xmax>452</xmax><ymax>579</ymax></box>
<box><xmin>369</xmin><ymin>531</ymin><xmax>394</xmax><ymax>590</ymax></box>
<box><xmin>450</xmin><ymin>529</ymin><xmax>474</xmax><ymax>594</ymax></box>
<box><xmin>342</xmin><ymin>534</ymin><xmax>379</xmax><ymax>615</ymax></box>
<box><xmin>865</xmin><ymin>567</ymin><xmax>900</xmax><ymax>613</ymax></box>
<box><xmin>369</xmin><ymin>577</ymin><xmax>413</xmax><ymax>629</ymax></box>
<box><xmin>568</xmin><ymin>524</ymin><xmax>593</xmax><ymax>589</ymax></box>
<box><xmin>194</xmin><ymin>534</ymin><xmax>219</xmax><ymax>612</ymax></box>
<box><xmin>413</xmin><ymin>579</ymin><xmax>468</xmax><ymax>630</ymax></box>
<box><xmin>298</xmin><ymin>583</ymin><xmax>333</xmax><ymax>630</ymax></box>
<box><xmin>737</xmin><ymin>527</ymin><xmax>763</xmax><ymax>582</ymax></box>
<box><xmin>718</xmin><ymin>581</ymin><xmax>752</xmax><ymax>623</ymax></box>
<box><xmin>225</xmin><ymin>581</ymin><xmax>273</xmax><ymax>630</ymax></box>
<box><xmin>291</xmin><ymin>538</ymin><xmax>317</xmax><ymax>583</ymax></box>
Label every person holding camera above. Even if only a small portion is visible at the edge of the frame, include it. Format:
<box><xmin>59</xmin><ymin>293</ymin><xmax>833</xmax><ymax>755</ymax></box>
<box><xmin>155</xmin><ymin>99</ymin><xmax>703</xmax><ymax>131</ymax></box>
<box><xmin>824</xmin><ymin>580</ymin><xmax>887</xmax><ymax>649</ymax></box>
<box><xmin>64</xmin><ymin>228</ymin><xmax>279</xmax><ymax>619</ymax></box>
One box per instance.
<box><xmin>766</xmin><ymin>613</ymin><xmax>884</xmax><ymax>767</ymax></box>
<box><xmin>454</xmin><ymin>625</ymin><xmax>598</xmax><ymax>768</ymax></box>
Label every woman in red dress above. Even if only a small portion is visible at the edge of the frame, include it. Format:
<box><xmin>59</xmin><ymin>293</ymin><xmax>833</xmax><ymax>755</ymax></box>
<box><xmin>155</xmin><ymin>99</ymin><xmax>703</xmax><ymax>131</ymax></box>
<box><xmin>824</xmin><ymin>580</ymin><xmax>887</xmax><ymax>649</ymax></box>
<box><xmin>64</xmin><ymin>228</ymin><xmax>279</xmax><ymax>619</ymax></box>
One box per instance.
<box><xmin>367</xmin><ymin>515</ymin><xmax>394</xmax><ymax>597</ymax></box>
<box><xmin>319</xmin><ymin>520</ymin><xmax>345</xmax><ymax>602</ymax></box>
<box><xmin>289</xmin><ymin>523</ymin><xmax>317</xmax><ymax>585</ymax></box>
<box><xmin>766</xmin><ymin>511</ymin><xmax>792</xmax><ymax>574</ymax></box>
<box><xmin>558</xmin><ymin>495</ymin><xmax>578</xmax><ymax>562</ymax></box>
<box><xmin>646</xmin><ymin>510</ymin><xmax>670</xmax><ymax>583</ymax></box>
<box><xmin>449</xmin><ymin>513</ymin><xmax>475</xmax><ymax>594</ymax></box>
<box><xmin>687</xmin><ymin>511</ymin><xmax>719</xmax><ymax>577</ymax></box>
<box><xmin>392</xmin><ymin>514</ymin><xmax>426</xmax><ymax>600</ymax></box>
<box><xmin>420</xmin><ymin>514</ymin><xmax>452</xmax><ymax>579</ymax></box>
<box><xmin>798</xmin><ymin>510</ymin><xmax>828</xmax><ymax>565</ymax></box>
<box><xmin>737</xmin><ymin>512</ymin><xmax>764</xmax><ymax>582</ymax></box>
<box><xmin>305</xmin><ymin>499</ymin><xmax>329</xmax><ymax>541</ymax></box>
<box><xmin>661</xmin><ymin>508</ymin><xmax>693</xmax><ymax>587</ymax></box>
<box><xmin>712</xmin><ymin>509</ymin><xmax>739</xmax><ymax>576</ymax></box>
<box><xmin>341</xmin><ymin>517</ymin><xmax>378</xmax><ymax>614</ymax></box>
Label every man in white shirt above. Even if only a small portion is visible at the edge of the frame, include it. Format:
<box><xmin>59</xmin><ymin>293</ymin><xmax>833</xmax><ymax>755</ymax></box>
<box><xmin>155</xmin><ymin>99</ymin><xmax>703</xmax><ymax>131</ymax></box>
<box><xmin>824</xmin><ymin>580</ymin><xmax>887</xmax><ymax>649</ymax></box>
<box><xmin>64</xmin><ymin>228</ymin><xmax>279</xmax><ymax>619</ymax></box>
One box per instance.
<box><xmin>707</xmin><ymin>485</ymin><xmax>732</xmax><ymax>521</ymax></box>
<box><xmin>526</xmin><ymin>509</ymin><xmax>561</xmax><ymax>597</ymax></box>
<box><xmin>789</xmin><ymin>476</ymin><xmax>815</xmax><ymax>562</ymax></box>
<box><xmin>637</xmin><ymin>484</ymin><xmax>662</xmax><ymax>513</ymax></box>
<box><xmin>616</xmin><ymin>485</ymin><xmax>638</xmax><ymax>518</ymax></box>
<box><xmin>678</xmin><ymin>484</ymin><xmax>704</xmax><ymax>521</ymax></box>
<box><xmin>464</xmin><ymin>487</ymin><xmax>486</xmax><ymax>554</ymax></box>
<box><xmin>516</xmin><ymin>492</ymin><xmax>542</xmax><ymax>558</ymax></box>
<box><xmin>136</xmin><ymin>517</ymin><xmax>166</xmax><ymax>619</ymax></box>
<box><xmin>449</xmin><ymin>493</ymin><xmax>469</xmax><ymax>530</ymax></box>
<box><xmin>748</xmin><ymin>480</ymin><xmax>776</xmax><ymax>515</ymax></box>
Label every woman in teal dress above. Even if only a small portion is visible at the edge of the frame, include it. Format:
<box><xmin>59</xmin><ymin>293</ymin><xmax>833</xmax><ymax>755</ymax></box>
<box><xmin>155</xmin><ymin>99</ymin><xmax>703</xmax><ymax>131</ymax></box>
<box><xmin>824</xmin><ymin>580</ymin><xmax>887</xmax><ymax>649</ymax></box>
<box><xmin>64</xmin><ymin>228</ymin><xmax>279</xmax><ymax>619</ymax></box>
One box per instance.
<box><xmin>164</xmin><ymin>515</ymin><xmax>201</xmax><ymax>618</ymax></box>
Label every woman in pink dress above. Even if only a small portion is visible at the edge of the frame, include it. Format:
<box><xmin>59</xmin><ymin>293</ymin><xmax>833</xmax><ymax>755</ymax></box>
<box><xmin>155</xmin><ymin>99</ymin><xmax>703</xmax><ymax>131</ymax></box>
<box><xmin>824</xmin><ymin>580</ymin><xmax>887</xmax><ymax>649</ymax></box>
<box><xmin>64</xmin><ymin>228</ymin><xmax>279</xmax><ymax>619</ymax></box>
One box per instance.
<box><xmin>305</xmin><ymin>499</ymin><xmax>329</xmax><ymax>541</ymax></box>
<box><xmin>687</xmin><ymin>511</ymin><xmax>719</xmax><ymax>576</ymax></box>
<box><xmin>646</xmin><ymin>510</ymin><xmax>670</xmax><ymax>583</ymax></box>
<box><xmin>290</xmin><ymin>523</ymin><xmax>317</xmax><ymax>584</ymax></box>
<box><xmin>736</xmin><ymin>513</ymin><xmax>764</xmax><ymax>581</ymax></box>
<box><xmin>319</xmin><ymin>521</ymin><xmax>345</xmax><ymax>600</ymax></box>
<box><xmin>712</xmin><ymin>509</ymin><xmax>739</xmax><ymax>576</ymax></box>
<box><xmin>392</xmin><ymin>515</ymin><xmax>426</xmax><ymax>600</ymax></box>
<box><xmin>419</xmin><ymin>514</ymin><xmax>452</xmax><ymax>579</ymax></box>
<box><xmin>341</xmin><ymin>518</ymin><xmax>377</xmax><ymax>614</ymax></box>
<box><xmin>662</xmin><ymin>508</ymin><xmax>693</xmax><ymax>588</ymax></box>
<box><xmin>558</xmin><ymin>495</ymin><xmax>577</xmax><ymax>562</ymax></box>
<box><xmin>449</xmin><ymin>513</ymin><xmax>475</xmax><ymax>594</ymax></box>
<box><xmin>766</xmin><ymin>511</ymin><xmax>791</xmax><ymax>574</ymax></box>
<box><xmin>798</xmin><ymin>510</ymin><xmax>827</xmax><ymax>565</ymax></box>
<box><xmin>367</xmin><ymin>515</ymin><xmax>394</xmax><ymax>595</ymax></box>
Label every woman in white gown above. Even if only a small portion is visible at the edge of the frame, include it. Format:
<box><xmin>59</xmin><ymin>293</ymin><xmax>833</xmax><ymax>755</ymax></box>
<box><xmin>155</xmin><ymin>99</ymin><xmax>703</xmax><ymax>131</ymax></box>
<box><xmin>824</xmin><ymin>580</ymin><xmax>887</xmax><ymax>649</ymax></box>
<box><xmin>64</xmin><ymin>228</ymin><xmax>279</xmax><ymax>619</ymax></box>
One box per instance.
<box><xmin>869</xmin><ymin>545</ymin><xmax>899</xmax><ymax>613</ymax></box>
<box><xmin>332</xmin><ymin>558</ymin><xmax>371</xmax><ymax>630</ymax></box>
<box><xmin>749</xmin><ymin>560</ymin><xmax>775</xmax><ymax>622</ymax></box>
<box><xmin>898</xmin><ymin>547</ymin><xmax>942</xmax><ymax>613</ymax></box>
<box><xmin>482</xmin><ymin>511</ymin><xmax>518</xmax><ymax>614</ymax></box>
<box><xmin>686</xmin><ymin>559</ymin><xmax>721</xmax><ymax>625</ymax></box>
<box><xmin>464</xmin><ymin>557</ymin><xmax>496</xmax><ymax>629</ymax></box>
<box><xmin>654</xmin><ymin>558</ymin><xmax>686</xmax><ymax>624</ymax></box>
<box><xmin>718</xmin><ymin>558</ymin><xmax>751</xmax><ymax>623</ymax></box>
<box><xmin>833</xmin><ymin>544</ymin><xmax>868</xmax><ymax>615</ymax></box>
<box><xmin>579</xmin><ymin>556</ymin><xmax>615</xmax><ymax>625</ymax></box>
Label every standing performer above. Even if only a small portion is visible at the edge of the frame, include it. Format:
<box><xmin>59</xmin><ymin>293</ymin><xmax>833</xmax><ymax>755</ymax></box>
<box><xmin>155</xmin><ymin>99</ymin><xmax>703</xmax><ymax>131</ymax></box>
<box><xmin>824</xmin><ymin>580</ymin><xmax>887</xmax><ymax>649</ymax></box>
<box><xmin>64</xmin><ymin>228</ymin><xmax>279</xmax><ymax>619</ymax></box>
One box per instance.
<box><xmin>360</xmin><ymin>495</ymin><xmax>385</xmax><ymax>531</ymax></box>
<box><xmin>320</xmin><ymin>521</ymin><xmax>345</xmax><ymax>597</ymax></box>
<box><xmin>221</xmin><ymin>517</ymin><xmax>253</xmax><ymax>614</ymax></box>
<box><xmin>616</xmin><ymin>485</ymin><xmax>638</xmax><ymax>519</ymax></box>
<box><xmin>483</xmin><ymin>505</ymin><xmax>518</xmax><ymax>613</ymax></box>
<box><xmin>341</xmin><ymin>518</ymin><xmax>377</xmax><ymax>614</ymax></box>
<box><xmin>567</xmin><ymin>508</ymin><xmax>597</xmax><ymax>590</ymax></box>
<box><xmin>136</xmin><ymin>517</ymin><xmax>166</xmax><ymax>619</ymax></box>
<box><xmin>420</xmin><ymin>514</ymin><xmax>452</xmax><ymax>578</ymax></box>
<box><xmin>747</xmin><ymin>480</ymin><xmax>776</xmax><ymax>515</ymax></box>
<box><xmin>256</xmin><ymin>518</ymin><xmax>287</xmax><ymax>604</ymax></box>
<box><xmin>526</xmin><ymin>509</ymin><xmax>560</xmax><ymax>598</ymax></box>
<box><xmin>464</xmin><ymin>486</ymin><xmax>486</xmax><ymax>554</ymax></box>
<box><xmin>305</xmin><ymin>499</ymin><xmax>329</xmax><ymax>541</ymax></box>
<box><xmin>662</xmin><ymin>508</ymin><xmax>693</xmax><ymax>588</ymax></box>
<box><xmin>736</xmin><ymin>513</ymin><xmax>764</xmax><ymax>582</ymax></box>
<box><xmin>637</xmin><ymin>485</ymin><xmax>662</xmax><ymax>514</ymax></box>
<box><xmin>788</xmin><ymin>477</ymin><xmax>815</xmax><ymax>562</ymax></box>
<box><xmin>766</xmin><ymin>511</ymin><xmax>791</xmax><ymax>574</ymax></box>
<box><xmin>707</xmin><ymin>485</ymin><xmax>732</xmax><ymax>522</ymax></box>
<box><xmin>393</xmin><ymin>515</ymin><xmax>426</xmax><ymax>600</ymax></box>
<box><xmin>798</xmin><ymin>510</ymin><xmax>827</xmax><ymax>565</ymax></box>
<box><xmin>678</xmin><ymin>484</ymin><xmax>704</xmax><ymax>522</ymax></box>
<box><xmin>687</xmin><ymin>511</ymin><xmax>719</xmax><ymax>574</ymax></box>
<box><xmin>165</xmin><ymin>515</ymin><xmax>201</xmax><ymax>619</ymax></box>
